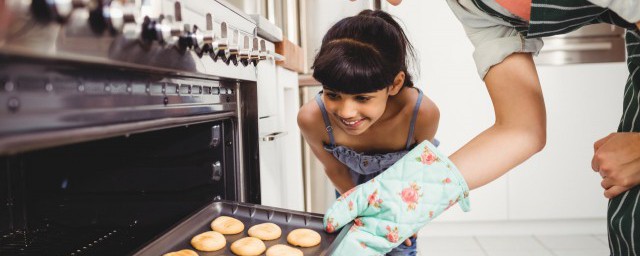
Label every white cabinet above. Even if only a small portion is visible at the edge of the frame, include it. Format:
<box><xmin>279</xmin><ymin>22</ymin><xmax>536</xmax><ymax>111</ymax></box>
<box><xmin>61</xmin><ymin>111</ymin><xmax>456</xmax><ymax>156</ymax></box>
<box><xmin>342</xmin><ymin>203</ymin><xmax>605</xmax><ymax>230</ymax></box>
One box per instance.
<box><xmin>276</xmin><ymin>66</ymin><xmax>304</xmax><ymax>211</ymax></box>
<box><xmin>256</xmin><ymin>53</ymin><xmax>304</xmax><ymax>211</ymax></box>
<box><xmin>256</xmin><ymin>48</ymin><xmax>278</xmax><ymax>120</ymax></box>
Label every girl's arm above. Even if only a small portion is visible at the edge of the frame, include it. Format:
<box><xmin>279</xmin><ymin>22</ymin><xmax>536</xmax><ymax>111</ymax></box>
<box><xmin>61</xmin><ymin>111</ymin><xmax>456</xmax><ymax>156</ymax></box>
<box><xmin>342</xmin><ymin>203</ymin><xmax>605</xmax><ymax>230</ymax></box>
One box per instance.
<box><xmin>297</xmin><ymin>102</ymin><xmax>356</xmax><ymax>194</ymax></box>
<box><xmin>451</xmin><ymin>53</ymin><xmax>547</xmax><ymax>190</ymax></box>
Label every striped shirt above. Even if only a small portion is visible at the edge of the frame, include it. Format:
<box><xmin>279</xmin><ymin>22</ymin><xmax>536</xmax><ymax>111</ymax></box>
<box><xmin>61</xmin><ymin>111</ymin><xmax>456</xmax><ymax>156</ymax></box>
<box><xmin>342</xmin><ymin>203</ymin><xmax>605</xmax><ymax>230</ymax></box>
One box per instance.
<box><xmin>448</xmin><ymin>0</ymin><xmax>640</xmax><ymax>254</ymax></box>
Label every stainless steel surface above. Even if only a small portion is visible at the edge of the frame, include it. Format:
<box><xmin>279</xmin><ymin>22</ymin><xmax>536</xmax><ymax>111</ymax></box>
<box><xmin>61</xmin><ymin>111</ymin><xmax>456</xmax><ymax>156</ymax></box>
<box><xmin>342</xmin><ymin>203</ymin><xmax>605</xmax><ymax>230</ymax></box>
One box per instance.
<box><xmin>0</xmin><ymin>61</ymin><xmax>237</xmax><ymax>140</ymax></box>
<box><xmin>0</xmin><ymin>0</ymin><xmax>264</xmax><ymax>203</ymax></box>
<box><xmin>236</xmin><ymin>80</ymin><xmax>259</xmax><ymax>203</ymax></box>
<box><xmin>0</xmin><ymin>112</ymin><xmax>235</xmax><ymax>156</ymax></box>
<box><xmin>535</xmin><ymin>24</ymin><xmax>626</xmax><ymax>65</ymax></box>
<box><xmin>0</xmin><ymin>0</ymin><xmax>283</xmax><ymax>80</ymax></box>
<box><xmin>0</xmin><ymin>1</ymin><xmax>269</xmax><ymax>254</ymax></box>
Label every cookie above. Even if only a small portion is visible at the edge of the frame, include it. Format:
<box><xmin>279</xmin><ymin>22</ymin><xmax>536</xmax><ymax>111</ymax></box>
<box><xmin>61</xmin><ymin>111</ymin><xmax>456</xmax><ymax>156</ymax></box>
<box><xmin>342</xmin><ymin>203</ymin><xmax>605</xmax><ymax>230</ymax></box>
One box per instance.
<box><xmin>286</xmin><ymin>228</ymin><xmax>321</xmax><ymax>247</ymax></box>
<box><xmin>248</xmin><ymin>222</ymin><xmax>282</xmax><ymax>241</ymax></box>
<box><xmin>266</xmin><ymin>244</ymin><xmax>303</xmax><ymax>256</ymax></box>
<box><xmin>190</xmin><ymin>231</ymin><xmax>226</xmax><ymax>252</ymax></box>
<box><xmin>230</xmin><ymin>237</ymin><xmax>266</xmax><ymax>256</ymax></box>
<box><xmin>163</xmin><ymin>249</ymin><xmax>198</xmax><ymax>256</ymax></box>
<box><xmin>211</xmin><ymin>216</ymin><xmax>244</xmax><ymax>235</ymax></box>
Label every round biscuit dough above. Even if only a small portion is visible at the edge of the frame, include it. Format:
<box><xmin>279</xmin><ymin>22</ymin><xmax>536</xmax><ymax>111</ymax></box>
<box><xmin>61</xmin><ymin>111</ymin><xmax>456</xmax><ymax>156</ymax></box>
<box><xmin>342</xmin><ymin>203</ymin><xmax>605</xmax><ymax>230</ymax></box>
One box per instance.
<box><xmin>162</xmin><ymin>249</ymin><xmax>198</xmax><ymax>256</ymax></box>
<box><xmin>266</xmin><ymin>244</ymin><xmax>303</xmax><ymax>256</ymax></box>
<box><xmin>211</xmin><ymin>216</ymin><xmax>245</xmax><ymax>235</ymax></box>
<box><xmin>287</xmin><ymin>228</ymin><xmax>321</xmax><ymax>247</ymax></box>
<box><xmin>248</xmin><ymin>222</ymin><xmax>282</xmax><ymax>241</ymax></box>
<box><xmin>230</xmin><ymin>237</ymin><xmax>266</xmax><ymax>256</ymax></box>
<box><xmin>190</xmin><ymin>231</ymin><xmax>226</xmax><ymax>252</ymax></box>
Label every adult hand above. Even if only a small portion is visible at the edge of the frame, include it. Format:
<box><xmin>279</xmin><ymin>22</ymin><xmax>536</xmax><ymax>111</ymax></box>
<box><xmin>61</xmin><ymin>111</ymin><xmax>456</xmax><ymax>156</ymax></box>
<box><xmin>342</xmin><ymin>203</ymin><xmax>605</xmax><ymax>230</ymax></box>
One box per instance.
<box><xmin>591</xmin><ymin>132</ymin><xmax>640</xmax><ymax>198</ymax></box>
<box><xmin>324</xmin><ymin>141</ymin><xmax>470</xmax><ymax>255</ymax></box>
<box><xmin>349</xmin><ymin>0</ymin><xmax>403</xmax><ymax>6</ymax></box>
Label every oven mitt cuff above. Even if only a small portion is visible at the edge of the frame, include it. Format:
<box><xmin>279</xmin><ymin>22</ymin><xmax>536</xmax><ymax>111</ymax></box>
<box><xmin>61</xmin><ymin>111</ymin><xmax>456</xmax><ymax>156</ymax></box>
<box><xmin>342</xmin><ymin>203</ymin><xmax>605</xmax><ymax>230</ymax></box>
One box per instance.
<box><xmin>323</xmin><ymin>140</ymin><xmax>470</xmax><ymax>255</ymax></box>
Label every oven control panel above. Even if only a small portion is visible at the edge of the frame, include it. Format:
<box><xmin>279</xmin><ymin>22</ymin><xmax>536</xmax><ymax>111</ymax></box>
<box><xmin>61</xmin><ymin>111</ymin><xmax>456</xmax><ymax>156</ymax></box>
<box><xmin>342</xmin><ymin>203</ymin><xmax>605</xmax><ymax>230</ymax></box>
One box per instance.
<box><xmin>0</xmin><ymin>0</ymin><xmax>279</xmax><ymax>81</ymax></box>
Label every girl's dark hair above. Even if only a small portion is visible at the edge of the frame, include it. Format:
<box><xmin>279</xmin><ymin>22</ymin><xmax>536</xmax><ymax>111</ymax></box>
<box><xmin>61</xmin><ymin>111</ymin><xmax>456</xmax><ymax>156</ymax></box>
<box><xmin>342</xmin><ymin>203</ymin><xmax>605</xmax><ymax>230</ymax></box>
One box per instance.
<box><xmin>312</xmin><ymin>10</ymin><xmax>418</xmax><ymax>94</ymax></box>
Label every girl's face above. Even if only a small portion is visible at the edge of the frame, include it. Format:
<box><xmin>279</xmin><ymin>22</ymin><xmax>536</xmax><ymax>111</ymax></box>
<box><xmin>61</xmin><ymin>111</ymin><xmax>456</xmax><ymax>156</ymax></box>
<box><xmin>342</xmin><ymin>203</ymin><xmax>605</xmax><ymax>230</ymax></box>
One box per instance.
<box><xmin>322</xmin><ymin>88</ymin><xmax>391</xmax><ymax>136</ymax></box>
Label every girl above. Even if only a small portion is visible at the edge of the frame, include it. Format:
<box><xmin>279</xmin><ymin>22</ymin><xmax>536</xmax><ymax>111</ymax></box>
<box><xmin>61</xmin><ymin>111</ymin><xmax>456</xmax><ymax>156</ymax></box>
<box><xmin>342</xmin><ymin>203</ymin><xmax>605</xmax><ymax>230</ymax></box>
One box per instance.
<box><xmin>297</xmin><ymin>10</ymin><xmax>436</xmax><ymax>255</ymax></box>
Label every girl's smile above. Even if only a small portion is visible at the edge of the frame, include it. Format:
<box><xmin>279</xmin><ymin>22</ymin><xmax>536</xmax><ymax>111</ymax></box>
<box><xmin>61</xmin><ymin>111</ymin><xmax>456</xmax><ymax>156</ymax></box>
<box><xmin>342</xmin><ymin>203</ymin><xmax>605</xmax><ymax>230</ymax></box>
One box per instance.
<box><xmin>339</xmin><ymin>117</ymin><xmax>366</xmax><ymax>129</ymax></box>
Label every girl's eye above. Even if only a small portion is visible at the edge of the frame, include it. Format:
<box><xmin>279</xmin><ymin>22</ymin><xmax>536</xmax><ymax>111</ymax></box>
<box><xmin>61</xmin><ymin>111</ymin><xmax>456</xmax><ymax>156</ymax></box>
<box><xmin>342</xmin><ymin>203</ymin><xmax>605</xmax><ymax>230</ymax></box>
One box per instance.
<box><xmin>325</xmin><ymin>92</ymin><xmax>339</xmax><ymax>99</ymax></box>
<box><xmin>355</xmin><ymin>96</ymin><xmax>370</xmax><ymax>102</ymax></box>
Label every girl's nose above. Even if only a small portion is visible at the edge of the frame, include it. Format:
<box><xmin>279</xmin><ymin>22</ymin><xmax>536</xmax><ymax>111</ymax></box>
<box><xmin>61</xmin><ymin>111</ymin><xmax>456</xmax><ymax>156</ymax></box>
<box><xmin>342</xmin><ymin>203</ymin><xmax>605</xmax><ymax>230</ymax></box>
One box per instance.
<box><xmin>337</xmin><ymin>101</ymin><xmax>358</xmax><ymax>119</ymax></box>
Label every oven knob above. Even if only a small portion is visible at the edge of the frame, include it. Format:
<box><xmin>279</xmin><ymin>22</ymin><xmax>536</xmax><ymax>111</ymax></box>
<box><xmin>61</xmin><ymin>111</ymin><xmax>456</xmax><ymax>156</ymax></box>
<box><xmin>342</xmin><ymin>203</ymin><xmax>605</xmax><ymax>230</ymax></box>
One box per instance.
<box><xmin>194</xmin><ymin>13</ymin><xmax>215</xmax><ymax>55</ymax></box>
<box><xmin>179</xmin><ymin>24</ymin><xmax>212</xmax><ymax>55</ymax></box>
<box><xmin>88</xmin><ymin>0</ymin><xmax>108</xmax><ymax>33</ymax></box>
<box><xmin>156</xmin><ymin>15</ymin><xmax>183</xmax><ymax>45</ymax></box>
<box><xmin>200</xmin><ymin>30</ymin><xmax>215</xmax><ymax>55</ymax></box>
<box><xmin>176</xmin><ymin>23</ymin><xmax>195</xmax><ymax>50</ymax></box>
<box><xmin>224</xmin><ymin>28</ymin><xmax>239</xmax><ymax>66</ymax></box>
<box><xmin>88</xmin><ymin>0</ymin><xmax>140</xmax><ymax>35</ymax></box>
<box><xmin>211</xmin><ymin>22</ymin><xmax>229</xmax><ymax>62</ymax></box>
<box><xmin>238</xmin><ymin>35</ymin><xmax>251</xmax><ymax>67</ymax></box>
<box><xmin>31</xmin><ymin>0</ymin><xmax>89</xmax><ymax>23</ymax></box>
<box><xmin>108</xmin><ymin>0</ymin><xmax>141</xmax><ymax>37</ymax></box>
<box><xmin>250</xmin><ymin>37</ymin><xmax>260</xmax><ymax>66</ymax></box>
<box><xmin>156</xmin><ymin>2</ymin><xmax>185</xmax><ymax>45</ymax></box>
<box><xmin>258</xmin><ymin>39</ymin><xmax>267</xmax><ymax>61</ymax></box>
<box><xmin>140</xmin><ymin>15</ymin><xmax>171</xmax><ymax>44</ymax></box>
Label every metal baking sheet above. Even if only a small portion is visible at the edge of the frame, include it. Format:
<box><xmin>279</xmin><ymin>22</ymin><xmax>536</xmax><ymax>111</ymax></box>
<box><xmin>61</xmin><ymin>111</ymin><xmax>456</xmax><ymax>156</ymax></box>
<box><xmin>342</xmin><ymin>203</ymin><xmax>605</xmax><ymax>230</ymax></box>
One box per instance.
<box><xmin>133</xmin><ymin>200</ymin><xmax>351</xmax><ymax>256</ymax></box>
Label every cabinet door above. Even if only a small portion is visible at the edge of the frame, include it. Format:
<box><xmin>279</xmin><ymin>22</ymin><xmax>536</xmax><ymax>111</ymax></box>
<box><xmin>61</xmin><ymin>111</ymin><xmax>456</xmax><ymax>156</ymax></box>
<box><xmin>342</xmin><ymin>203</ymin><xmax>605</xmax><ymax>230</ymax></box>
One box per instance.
<box><xmin>259</xmin><ymin>136</ymin><xmax>283</xmax><ymax>208</ymax></box>
<box><xmin>257</xmin><ymin>54</ymin><xmax>278</xmax><ymax>119</ymax></box>
<box><xmin>277</xmin><ymin>67</ymin><xmax>305</xmax><ymax>211</ymax></box>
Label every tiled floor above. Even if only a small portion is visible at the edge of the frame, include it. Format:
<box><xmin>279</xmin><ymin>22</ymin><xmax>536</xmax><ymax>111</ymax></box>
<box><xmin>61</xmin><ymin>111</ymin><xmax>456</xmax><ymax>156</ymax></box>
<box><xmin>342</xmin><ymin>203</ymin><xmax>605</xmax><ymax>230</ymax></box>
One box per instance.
<box><xmin>417</xmin><ymin>234</ymin><xmax>610</xmax><ymax>256</ymax></box>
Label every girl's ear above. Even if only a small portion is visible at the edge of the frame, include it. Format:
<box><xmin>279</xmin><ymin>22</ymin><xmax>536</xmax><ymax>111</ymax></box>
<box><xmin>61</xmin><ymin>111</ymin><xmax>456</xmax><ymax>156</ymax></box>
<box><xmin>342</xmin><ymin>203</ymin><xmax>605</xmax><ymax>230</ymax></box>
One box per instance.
<box><xmin>388</xmin><ymin>71</ymin><xmax>405</xmax><ymax>96</ymax></box>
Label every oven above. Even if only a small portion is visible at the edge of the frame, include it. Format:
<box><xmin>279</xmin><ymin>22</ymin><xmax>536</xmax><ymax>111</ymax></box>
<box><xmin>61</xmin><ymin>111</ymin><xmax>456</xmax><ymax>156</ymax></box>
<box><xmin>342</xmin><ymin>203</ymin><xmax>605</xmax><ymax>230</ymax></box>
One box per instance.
<box><xmin>0</xmin><ymin>0</ymin><xmax>347</xmax><ymax>255</ymax></box>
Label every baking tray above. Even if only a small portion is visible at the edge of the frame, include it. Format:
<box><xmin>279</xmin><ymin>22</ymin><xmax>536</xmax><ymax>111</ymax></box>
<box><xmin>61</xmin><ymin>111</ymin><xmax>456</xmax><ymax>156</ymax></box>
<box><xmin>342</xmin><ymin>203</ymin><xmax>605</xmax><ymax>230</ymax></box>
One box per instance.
<box><xmin>133</xmin><ymin>200</ymin><xmax>351</xmax><ymax>256</ymax></box>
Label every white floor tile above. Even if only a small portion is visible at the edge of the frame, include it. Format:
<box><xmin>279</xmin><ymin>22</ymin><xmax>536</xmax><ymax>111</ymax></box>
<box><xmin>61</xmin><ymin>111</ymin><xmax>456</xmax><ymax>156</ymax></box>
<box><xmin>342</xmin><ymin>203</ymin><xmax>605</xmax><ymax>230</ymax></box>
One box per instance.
<box><xmin>418</xmin><ymin>236</ymin><xmax>483</xmax><ymax>251</ymax></box>
<box><xmin>418</xmin><ymin>250</ymin><xmax>487</xmax><ymax>256</ymax></box>
<box><xmin>552</xmin><ymin>249</ymin><xmax>611</xmax><ymax>256</ymax></box>
<box><xmin>476</xmin><ymin>236</ymin><xmax>547</xmax><ymax>251</ymax></box>
<box><xmin>535</xmin><ymin>235</ymin><xmax>608</xmax><ymax>250</ymax></box>
<box><xmin>484</xmin><ymin>251</ymin><xmax>554</xmax><ymax>256</ymax></box>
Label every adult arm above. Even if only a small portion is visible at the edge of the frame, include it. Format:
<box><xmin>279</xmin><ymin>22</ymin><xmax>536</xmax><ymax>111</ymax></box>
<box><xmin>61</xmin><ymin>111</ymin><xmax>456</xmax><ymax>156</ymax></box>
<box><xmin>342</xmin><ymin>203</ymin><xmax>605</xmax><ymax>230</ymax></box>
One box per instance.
<box><xmin>452</xmin><ymin>53</ymin><xmax>546</xmax><ymax>189</ymax></box>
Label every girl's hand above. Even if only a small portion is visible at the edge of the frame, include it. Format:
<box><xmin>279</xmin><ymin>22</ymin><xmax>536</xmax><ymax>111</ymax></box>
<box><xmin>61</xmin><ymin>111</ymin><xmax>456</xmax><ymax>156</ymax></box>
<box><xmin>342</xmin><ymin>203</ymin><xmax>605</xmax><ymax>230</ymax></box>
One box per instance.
<box><xmin>592</xmin><ymin>132</ymin><xmax>640</xmax><ymax>198</ymax></box>
<box><xmin>349</xmin><ymin>0</ymin><xmax>403</xmax><ymax>6</ymax></box>
<box><xmin>403</xmin><ymin>233</ymin><xmax>417</xmax><ymax>246</ymax></box>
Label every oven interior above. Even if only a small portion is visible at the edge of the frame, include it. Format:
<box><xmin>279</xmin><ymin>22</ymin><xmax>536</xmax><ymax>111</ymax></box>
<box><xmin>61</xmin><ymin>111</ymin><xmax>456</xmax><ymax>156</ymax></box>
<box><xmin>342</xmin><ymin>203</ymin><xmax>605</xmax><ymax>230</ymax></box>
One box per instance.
<box><xmin>1</xmin><ymin>119</ymin><xmax>237</xmax><ymax>255</ymax></box>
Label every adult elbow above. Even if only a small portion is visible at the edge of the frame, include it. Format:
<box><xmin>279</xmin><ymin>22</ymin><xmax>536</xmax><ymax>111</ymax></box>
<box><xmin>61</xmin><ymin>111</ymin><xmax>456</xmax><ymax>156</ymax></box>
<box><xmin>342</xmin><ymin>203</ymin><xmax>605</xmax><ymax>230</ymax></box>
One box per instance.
<box><xmin>530</xmin><ymin>124</ymin><xmax>546</xmax><ymax>153</ymax></box>
<box><xmin>521</xmin><ymin>119</ymin><xmax>546</xmax><ymax>154</ymax></box>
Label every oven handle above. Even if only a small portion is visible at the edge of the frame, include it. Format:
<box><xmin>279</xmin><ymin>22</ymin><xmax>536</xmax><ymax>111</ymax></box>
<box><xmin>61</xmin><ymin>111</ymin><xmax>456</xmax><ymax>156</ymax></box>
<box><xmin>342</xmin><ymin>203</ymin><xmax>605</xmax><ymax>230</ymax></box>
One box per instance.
<box><xmin>260</xmin><ymin>131</ymin><xmax>288</xmax><ymax>141</ymax></box>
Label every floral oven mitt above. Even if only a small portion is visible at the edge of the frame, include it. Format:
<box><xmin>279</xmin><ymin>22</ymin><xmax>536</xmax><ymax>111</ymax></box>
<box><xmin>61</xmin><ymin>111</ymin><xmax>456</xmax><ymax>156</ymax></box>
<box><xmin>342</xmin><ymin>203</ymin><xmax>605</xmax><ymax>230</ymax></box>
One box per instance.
<box><xmin>324</xmin><ymin>140</ymin><xmax>471</xmax><ymax>255</ymax></box>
